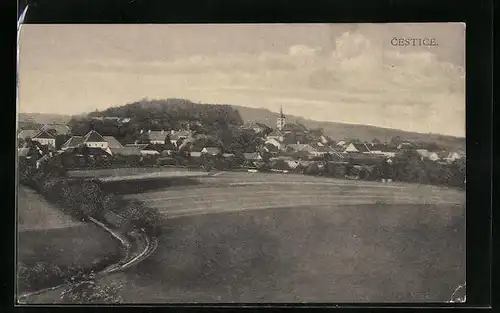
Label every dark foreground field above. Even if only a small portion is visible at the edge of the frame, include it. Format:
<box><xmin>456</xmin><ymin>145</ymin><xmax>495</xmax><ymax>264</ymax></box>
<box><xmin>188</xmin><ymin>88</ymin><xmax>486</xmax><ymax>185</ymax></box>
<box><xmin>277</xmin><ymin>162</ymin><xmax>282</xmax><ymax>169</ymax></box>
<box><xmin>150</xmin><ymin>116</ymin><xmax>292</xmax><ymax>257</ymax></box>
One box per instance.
<box><xmin>26</xmin><ymin>172</ymin><xmax>465</xmax><ymax>303</ymax></box>
<box><xmin>17</xmin><ymin>186</ymin><xmax>122</xmax><ymax>293</ymax></box>
<box><xmin>92</xmin><ymin>203</ymin><xmax>464</xmax><ymax>303</ymax></box>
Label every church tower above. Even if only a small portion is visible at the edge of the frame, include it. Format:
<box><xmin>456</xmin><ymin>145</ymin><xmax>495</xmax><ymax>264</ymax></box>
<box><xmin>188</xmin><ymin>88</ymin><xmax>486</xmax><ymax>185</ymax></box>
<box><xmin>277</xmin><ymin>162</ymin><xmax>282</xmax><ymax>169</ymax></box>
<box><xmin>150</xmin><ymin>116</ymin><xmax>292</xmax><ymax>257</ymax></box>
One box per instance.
<box><xmin>277</xmin><ymin>105</ymin><xmax>286</xmax><ymax>131</ymax></box>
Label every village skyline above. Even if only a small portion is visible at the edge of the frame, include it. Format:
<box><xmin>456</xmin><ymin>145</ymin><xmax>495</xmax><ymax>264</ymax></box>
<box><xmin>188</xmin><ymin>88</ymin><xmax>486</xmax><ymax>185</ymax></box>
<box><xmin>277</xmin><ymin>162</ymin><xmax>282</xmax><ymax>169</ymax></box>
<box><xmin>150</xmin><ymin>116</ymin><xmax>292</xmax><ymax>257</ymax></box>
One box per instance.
<box><xmin>18</xmin><ymin>23</ymin><xmax>465</xmax><ymax>137</ymax></box>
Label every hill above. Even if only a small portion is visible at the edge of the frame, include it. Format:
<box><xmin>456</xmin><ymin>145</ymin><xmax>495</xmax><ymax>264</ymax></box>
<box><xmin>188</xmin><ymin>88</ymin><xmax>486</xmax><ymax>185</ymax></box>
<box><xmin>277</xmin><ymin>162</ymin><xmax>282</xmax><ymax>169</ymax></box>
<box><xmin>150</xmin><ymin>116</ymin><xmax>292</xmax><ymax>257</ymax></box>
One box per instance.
<box><xmin>18</xmin><ymin>113</ymin><xmax>72</xmax><ymax>130</ymax></box>
<box><xmin>233</xmin><ymin>105</ymin><xmax>465</xmax><ymax>151</ymax></box>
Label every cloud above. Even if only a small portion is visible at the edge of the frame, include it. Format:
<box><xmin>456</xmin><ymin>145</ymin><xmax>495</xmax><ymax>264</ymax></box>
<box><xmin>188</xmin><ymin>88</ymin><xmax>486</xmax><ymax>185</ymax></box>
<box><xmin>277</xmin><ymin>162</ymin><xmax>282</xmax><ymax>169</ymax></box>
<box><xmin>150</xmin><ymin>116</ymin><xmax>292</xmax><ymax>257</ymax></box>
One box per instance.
<box><xmin>20</xmin><ymin>29</ymin><xmax>465</xmax><ymax>136</ymax></box>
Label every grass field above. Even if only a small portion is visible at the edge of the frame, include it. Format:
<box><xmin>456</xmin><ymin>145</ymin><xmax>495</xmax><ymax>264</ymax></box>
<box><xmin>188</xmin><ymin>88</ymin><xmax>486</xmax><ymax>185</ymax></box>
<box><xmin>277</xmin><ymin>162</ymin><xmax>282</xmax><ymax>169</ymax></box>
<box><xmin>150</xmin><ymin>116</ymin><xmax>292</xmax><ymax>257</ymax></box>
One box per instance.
<box><xmin>18</xmin><ymin>186</ymin><xmax>83</xmax><ymax>232</ymax></box>
<box><xmin>17</xmin><ymin>186</ymin><xmax>122</xmax><ymax>291</ymax></box>
<box><xmin>67</xmin><ymin>167</ymin><xmax>193</xmax><ymax>178</ymax></box>
<box><xmin>26</xmin><ymin>171</ymin><xmax>465</xmax><ymax>303</ymax></box>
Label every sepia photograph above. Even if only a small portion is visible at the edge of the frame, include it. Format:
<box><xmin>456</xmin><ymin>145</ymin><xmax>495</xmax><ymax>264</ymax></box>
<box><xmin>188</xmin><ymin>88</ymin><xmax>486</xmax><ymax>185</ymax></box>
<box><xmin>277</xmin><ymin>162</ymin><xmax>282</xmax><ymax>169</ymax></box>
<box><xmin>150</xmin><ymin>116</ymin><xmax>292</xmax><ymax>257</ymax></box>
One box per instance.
<box><xmin>16</xmin><ymin>23</ymin><xmax>466</xmax><ymax>304</ymax></box>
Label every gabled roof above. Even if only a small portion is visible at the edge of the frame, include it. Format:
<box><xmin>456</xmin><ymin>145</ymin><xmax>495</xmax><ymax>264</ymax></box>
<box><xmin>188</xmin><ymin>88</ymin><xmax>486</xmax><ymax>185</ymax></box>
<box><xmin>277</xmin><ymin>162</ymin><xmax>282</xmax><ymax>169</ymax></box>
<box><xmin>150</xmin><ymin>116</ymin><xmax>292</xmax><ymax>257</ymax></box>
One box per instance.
<box><xmin>110</xmin><ymin>147</ymin><xmax>142</xmax><ymax>156</ymax></box>
<box><xmin>287</xmin><ymin>144</ymin><xmax>317</xmax><ymax>153</ymax></box>
<box><xmin>268</xmin><ymin>130</ymin><xmax>284</xmax><ymax>137</ymax></box>
<box><xmin>347</xmin><ymin>143</ymin><xmax>370</xmax><ymax>153</ymax></box>
<box><xmin>18</xmin><ymin>129</ymin><xmax>39</xmax><ymax>140</ymax></box>
<box><xmin>33</xmin><ymin>130</ymin><xmax>55</xmax><ymax>139</ymax></box>
<box><xmin>61</xmin><ymin>136</ymin><xmax>84</xmax><ymax>149</ymax></box>
<box><xmin>41</xmin><ymin>124</ymin><xmax>70</xmax><ymax>135</ymax></box>
<box><xmin>125</xmin><ymin>143</ymin><xmax>149</xmax><ymax>150</ymax></box>
<box><xmin>84</xmin><ymin>130</ymin><xmax>107</xmax><ymax>143</ymax></box>
<box><xmin>86</xmin><ymin>147</ymin><xmax>112</xmax><ymax>156</ymax></box>
<box><xmin>103</xmin><ymin>136</ymin><xmax>124</xmax><ymax>148</ymax></box>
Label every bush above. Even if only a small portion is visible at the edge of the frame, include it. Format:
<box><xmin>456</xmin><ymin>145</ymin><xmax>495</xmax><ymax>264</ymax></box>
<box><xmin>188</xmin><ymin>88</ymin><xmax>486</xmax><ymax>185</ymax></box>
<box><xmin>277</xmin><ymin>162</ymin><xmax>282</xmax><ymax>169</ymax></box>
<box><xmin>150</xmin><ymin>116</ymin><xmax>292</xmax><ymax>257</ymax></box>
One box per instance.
<box><xmin>18</xmin><ymin>262</ymin><xmax>65</xmax><ymax>292</ymax></box>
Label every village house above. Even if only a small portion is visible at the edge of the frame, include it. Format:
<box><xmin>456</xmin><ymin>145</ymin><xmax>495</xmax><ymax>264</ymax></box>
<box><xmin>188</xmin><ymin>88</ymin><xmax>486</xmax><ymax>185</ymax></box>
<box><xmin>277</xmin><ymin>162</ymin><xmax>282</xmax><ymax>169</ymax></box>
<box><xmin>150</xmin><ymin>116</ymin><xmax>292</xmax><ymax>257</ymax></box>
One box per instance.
<box><xmin>343</xmin><ymin>142</ymin><xmax>371</xmax><ymax>154</ymax></box>
<box><xmin>286</xmin><ymin>143</ymin><xmax>318</xmax><ymax>156</ymax></box>
<box><xmin>60</xmin><ymin>130</ymin><xmax>122</xmax><ymax>155</ymax></box>
<box><xmin>201</xmin><ymin>147</ymin><xmax>221</xmax><ymax>156</ymax></box>
<box><xmin>103</xmin><ymin>136</ymin><xmax>124</xmax><ymax>149</ymax></box>
<box><xmin>139</xmin><ymin>130</ymin><xmax>168</xmax><ymax>145</ymax></box>
<box><xmin>240</xmin><ymin>122</ymin><xmax>269</xmax><ymax>134</ymax></box>
<box><xmin>243</xmin><ymin>152</ymin><xmax>263</xmax><ymax>162</ymax></box>
<box><xmin>31</xmin><ymin>130</ymin><xmax>56</xmax><ymax>148</ymax></box>
<box><xmin>416</xmin><ymin>149</ymin><xmax>440</xmax><ymax>161</ymax></box>
<box><xmin>170</xmin><ymin>130</ymin><xmax>192</xmax><ymax>147</ymax></box>
<box><xmin>265</xmin><ymin>137</ymin><xmax>284</xmax><ymax>150</ymax></box>
<box><xmin>368</xmin><ymin>143</ymin><xmax>397</xmax><ymax>158</ymax></box>
<box><xmin>40</xmin><ymin>123</ymin><xmax>71</xmax><ymax>136</ymax></box>
<box><xmin>109</xmin><ymin>147</ymin><xmax>142</xmax><ymax>157</ymax></box>
<box><xmin>83</xmin><ymin>130</ymin><xmax>109</xmax><ymax>149</ymax></box>
<box><xmin>267</xmin><ymin>129</ymin><xmax>285</xmax><ymax>143</ymax></box>
<box><xmin>336</xmin><ymin>140</ymin><xmax>347</xmax><ymax>148</ymax></box>
<box><xmin>124</xmin><ymin>143</ymin><xmax>160</xmax><ymax>156</ymax></box>
<box><xmin>444</xmin><ymin>151</ymin><xmax>465</xmax><ymax>163</ymax></box>
<box><xmin>18</xmin><ymin>129</ymin><xmax>40</xmax><ymax>141</ymax></box>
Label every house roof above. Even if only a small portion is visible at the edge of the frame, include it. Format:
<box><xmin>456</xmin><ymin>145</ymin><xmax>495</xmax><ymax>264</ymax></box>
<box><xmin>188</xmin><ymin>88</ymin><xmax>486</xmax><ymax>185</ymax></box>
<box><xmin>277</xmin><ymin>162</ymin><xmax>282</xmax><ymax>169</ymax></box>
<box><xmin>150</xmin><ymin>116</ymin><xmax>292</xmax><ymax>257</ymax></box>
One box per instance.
<box><xmin>103</xmin><ymin>136</ymin><xmax>123</xmax><ymax>148</ymax></box>
<box><xmin>268</xmin><ymin>130</ymin><xmax>284</xmax><ymax>137</ymax></box>
<box><xmin>110</xmin><ymin>147</ymin><xmax>142</xmax><ymax>156</ymax></box>
<box><xmin>86</xmin><ymin>147</ymin><xmax>112</xmax><ymax>156</ymax></box>
<box><xmin>33</xmin><ymin>130</ymin><xmax>55</xmax><ymax>139</ymax></box>
<box><xmin>146</xmin><ymin>131</ymin><xmax>168</xmax><ymax>142</ymax></box>
<box><xmin>171</xmin><ymin>130</ymin><xmax>191</xmax><ymax>140</ymax></box>
<box><xmin>347</xmin><ymin>143</ymin><xmax>370</xmax><ymax>153</ymax></box>
<box><xmin>61</xmin><ymin>136</ymin><xmax>84</xmax><ymax>149</ymax></box>
<box><xmin>202</xmin><ymin>147</ymin><xmax>221</xmax><ymax>154</ymax></box>
<box><xmin>124</xmin><ymin>143</ymin><xmax>149</xmax><ymax>150</ymax></box>
<box><xmin>41</xmin><ymin>124</ymin><xmax>70</xmax><ymax>135</ymax></box>
<box><xmin>282</xmin><ymin>123</ymin><xmax>308</xmax><ymax>133</ymax></box>
<box><xmin>243</xmin><ymin>152</ymin><xmax>261</xmax><ymax>160</ymax></box>
<box><xmin>18</xmin><ymin>129</ymin><xmax>39</xmax><ymax>140</ymax></box>
<box><xmin>84</xmin><ymin>130</ymin><xmax>107</xmax><ymax>143</ymax></box>
<box><xmin>287</xmin><ymin>144</ymin><xmax>317</xmax><ymax>153</ymax></box>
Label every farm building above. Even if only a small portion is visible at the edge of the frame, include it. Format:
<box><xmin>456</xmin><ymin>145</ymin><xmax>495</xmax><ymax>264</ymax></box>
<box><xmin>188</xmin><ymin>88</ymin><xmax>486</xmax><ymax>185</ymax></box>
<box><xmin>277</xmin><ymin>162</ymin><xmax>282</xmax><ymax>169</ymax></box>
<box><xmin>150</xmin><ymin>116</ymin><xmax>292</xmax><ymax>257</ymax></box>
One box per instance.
<box><xmin>124</xmin><ymin>143</ymin><xmax>160</xmax><ymax>156</ymax></box>
<box><xmin>40</xmin><ymin>123</ymin><xmax>71</xmax><ymax>136</ymax></box>
<box><xmin>31</xmin><ymin>130</ymin><xmax>56</xmax><ymax>148</ymax></box>
<box><xmin>343</xmin><ymin>143</ymin><xmax>371</xmax><ymax>154</ymax></box>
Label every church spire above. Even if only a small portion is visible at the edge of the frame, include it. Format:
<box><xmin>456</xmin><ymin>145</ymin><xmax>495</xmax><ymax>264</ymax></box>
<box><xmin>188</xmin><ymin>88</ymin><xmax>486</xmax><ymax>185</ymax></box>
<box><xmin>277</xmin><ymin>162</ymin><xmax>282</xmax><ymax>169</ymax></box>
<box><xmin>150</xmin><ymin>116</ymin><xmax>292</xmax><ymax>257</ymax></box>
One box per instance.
<box><xmin>277</xmin><ymin>105</ymin><xmax>286</xmax><ymax>131</ymax></box>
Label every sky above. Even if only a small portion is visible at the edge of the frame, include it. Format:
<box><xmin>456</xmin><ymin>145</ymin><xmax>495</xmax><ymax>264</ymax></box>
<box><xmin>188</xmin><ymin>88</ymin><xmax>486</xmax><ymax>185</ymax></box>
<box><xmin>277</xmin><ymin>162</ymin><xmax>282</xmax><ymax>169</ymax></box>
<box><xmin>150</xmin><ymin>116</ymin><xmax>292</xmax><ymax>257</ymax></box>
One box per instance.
<box><xmin>18</xmin><ymin>23</ymin><xmax>465</xmax><ymax>137</ymax></box>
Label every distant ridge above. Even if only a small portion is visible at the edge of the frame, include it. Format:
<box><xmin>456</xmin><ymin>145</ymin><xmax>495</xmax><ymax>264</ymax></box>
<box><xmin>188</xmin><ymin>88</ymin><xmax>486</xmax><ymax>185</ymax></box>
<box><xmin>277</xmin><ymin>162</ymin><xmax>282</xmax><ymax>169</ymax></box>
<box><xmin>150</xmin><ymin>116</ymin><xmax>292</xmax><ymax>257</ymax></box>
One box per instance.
<box><xmin>19</xmin><ymin>100</ymin><xmax>465</xmax><ymax>151</ymax></box>
<box><xmin>232</xmin><ymin>105</ymin><xmax>465</xmax><ymax>150</ymax></box>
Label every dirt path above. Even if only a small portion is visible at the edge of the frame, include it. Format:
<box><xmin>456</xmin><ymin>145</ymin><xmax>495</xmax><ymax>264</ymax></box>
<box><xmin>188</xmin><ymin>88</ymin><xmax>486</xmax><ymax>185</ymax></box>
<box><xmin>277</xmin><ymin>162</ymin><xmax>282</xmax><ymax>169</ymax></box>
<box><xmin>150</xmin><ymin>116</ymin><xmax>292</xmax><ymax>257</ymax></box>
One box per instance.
<box><xmin>17</xmin><ymin>216</ymin><xmax>157</xmax><ymax>303</ymax></box>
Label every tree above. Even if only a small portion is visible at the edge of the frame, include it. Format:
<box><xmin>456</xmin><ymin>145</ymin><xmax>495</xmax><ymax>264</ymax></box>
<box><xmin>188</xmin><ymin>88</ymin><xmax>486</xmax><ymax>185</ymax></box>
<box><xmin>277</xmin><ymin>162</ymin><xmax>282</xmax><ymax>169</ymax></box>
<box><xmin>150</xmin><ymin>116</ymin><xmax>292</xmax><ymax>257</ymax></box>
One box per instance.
<box><xmin>61</xmin><ymin>279</ymin><xmax>124</xmax><ymax>304</ymax></box>
<box><xmin>389</xmin><ymin>136</ymin><xmax>402</xmax><ymax>147</ymax></box>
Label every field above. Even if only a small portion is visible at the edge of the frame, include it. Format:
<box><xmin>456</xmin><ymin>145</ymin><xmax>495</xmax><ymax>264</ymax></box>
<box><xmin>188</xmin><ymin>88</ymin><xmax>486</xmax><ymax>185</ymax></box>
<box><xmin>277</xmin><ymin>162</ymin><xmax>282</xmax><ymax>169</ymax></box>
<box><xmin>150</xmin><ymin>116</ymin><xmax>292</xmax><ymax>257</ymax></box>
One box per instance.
<box><xmin>17</xmin><ymin>186</ymin><xmax>122</xmax><ymax>291</ymax></box>
<box><xmin>26</xmin><ymin>171</ymin><xmax>465</xmax><ymax>303</ymax></box>
<box><xmin>67</xmin><ymin>167</ymin><xmax>193</xmax><ymax>178</ymax></box>
<box><xmin>115</xmin><ymin>172</ymin><xmax>464</xmax><ymax>303</ymax></box>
